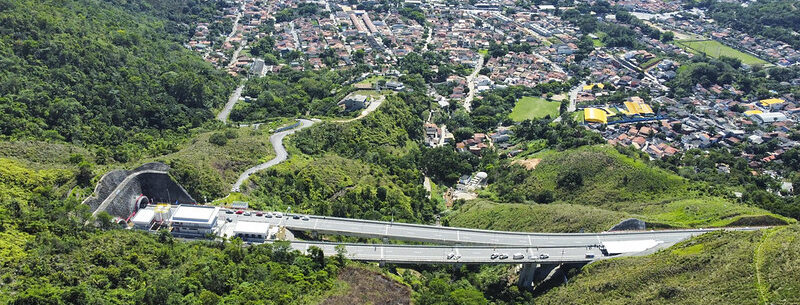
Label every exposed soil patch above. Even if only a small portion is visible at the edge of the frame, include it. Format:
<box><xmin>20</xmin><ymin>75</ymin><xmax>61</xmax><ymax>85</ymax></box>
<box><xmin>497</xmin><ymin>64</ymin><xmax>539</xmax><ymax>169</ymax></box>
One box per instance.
<box><xmin>321</xmin><ymin>267</ymin><xmax>411</xmax><ymax>305</ymax></box>
<box><xmin>512</xmin><ymin>158</ymin><xmax>542</xmax><ymax>170</ymax></box>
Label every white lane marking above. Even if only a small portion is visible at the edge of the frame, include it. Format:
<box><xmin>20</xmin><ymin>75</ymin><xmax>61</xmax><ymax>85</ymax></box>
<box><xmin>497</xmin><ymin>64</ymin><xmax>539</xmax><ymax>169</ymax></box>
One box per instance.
<box><xmin>528</xmin><ymin>235</ymin><xmax>532</xmax><ymax>246</ymax></box>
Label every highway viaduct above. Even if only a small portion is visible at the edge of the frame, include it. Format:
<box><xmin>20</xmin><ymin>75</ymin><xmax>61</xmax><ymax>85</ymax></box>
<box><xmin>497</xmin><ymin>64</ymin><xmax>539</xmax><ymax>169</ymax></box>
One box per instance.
<box><xmin>229</xmin><ymin>213</ymin><xmax>759</xmax><ymax>290</ymax></box>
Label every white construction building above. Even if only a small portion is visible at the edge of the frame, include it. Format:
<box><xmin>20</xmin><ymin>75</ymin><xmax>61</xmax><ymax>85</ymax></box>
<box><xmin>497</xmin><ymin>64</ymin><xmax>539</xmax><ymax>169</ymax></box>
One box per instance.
<box><xmin>233</xmin><ymin>221</ymin><xmax>270</xmax><ymax>241</ymax></box>
<box><xmin>169</xmin><ymin>205</ymin><xmax>219</xmax><ymax>236</ymax></box>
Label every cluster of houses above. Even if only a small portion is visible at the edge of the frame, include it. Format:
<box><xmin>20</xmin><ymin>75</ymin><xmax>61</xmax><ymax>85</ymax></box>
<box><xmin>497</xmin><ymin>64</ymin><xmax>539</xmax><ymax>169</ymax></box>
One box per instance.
<box><xmin>485</xmin><ymin>51</ymin><xmax>569</xmax><ymax>87</ymax></box>
<box><xmin>607</xmin><ymin>0</ymin><xmax>681</xmax><ymax>14</ymax></box>
<box><xmin>451</xmin><ymin>127</ymin><xmax>514</xmax><ymax>155</ymax></box>
<box><xmin>591</xmin><ymin>93</ymin><xmax>800</xmax><ymax>164</ymax></box>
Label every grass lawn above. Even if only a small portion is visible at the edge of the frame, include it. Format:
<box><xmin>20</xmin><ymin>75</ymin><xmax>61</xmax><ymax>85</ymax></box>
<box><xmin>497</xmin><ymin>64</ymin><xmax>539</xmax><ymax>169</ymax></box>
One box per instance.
<box><xmin>478</xmin><ymin>49</ymin><xmax>489</xmax><ymax>57</ymax></box>
<box><xmin>639</xmin><ymin>56</ymin><xmax>662</xmax><ymax>69</ymax></box>
<box><xmin>356</xmin><ymin>75</ymin><xmax>387</xmax><ymax>86</ymax></box>
<box><xmin>509</xmin><ymin>96</ymin><xmax>561</xmax><ymax>121</ymax></box>
<box><xmin>676</xmin><ymin>39</ymin><xmax>768</xmax><ymax>65</ymax></box>
<box><xmin>592</xmin><ymin>32</ymin><xmax>607</xmax><ymax>47</ymax></box>
<box><xmin>573</xmin><ymin>110</ymin><xmax>584</xmax><ymax>123</ymax></box>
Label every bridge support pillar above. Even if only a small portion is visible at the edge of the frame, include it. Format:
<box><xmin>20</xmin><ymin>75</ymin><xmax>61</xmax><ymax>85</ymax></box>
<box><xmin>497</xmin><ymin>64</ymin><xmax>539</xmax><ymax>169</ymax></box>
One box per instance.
<box><xmin>517</xmin><ymin>263</ymin><xmax>559</xmax><ymax>291</ymax></box>
<box><xmin>382</xmin><ymin>237</ymin><xmax>389</xmax><ymax>243</ymax></box>
<box><xmin>311</xmin><ymin>231</ymin><xmax>318</xmax><ymax>239</ymax></box>
<box><xmin>517</xmin><ymin>263</ymin><xmax>537</xmax><ymax>290</ymax></box>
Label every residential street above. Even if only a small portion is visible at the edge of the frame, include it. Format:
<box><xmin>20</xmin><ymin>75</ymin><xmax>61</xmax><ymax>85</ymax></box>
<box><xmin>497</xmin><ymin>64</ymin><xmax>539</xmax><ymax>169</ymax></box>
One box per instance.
<box><xmin>463</xmin><ymin>55</ymin><xmax>484</xmax><ymax>112</ymax></box>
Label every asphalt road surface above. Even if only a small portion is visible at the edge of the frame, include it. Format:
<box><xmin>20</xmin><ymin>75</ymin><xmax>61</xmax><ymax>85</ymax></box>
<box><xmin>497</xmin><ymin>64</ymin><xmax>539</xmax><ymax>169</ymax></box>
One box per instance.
<box><xmin>217</xmin><ymin>83</ymin><xmax>244</xmax><ymax>123</ymax></box>
<box><xmin>281</xmin><ymin>240</ymin><xmax>600</xmax><ymax>264</ymax></box>
<box><xmin>232</xmin><ymin>213</ymin><xmax>759</xmax><ymax>253</ymax></box>
<box><xmin>231</xmin><ymin>119</ymin><xmax>314</xmax><ymax>191</ymax></box>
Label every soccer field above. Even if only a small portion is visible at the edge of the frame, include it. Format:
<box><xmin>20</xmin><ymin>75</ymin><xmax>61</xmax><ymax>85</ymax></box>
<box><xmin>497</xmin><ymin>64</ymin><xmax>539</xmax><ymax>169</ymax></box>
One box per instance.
<box><xmin>676</xmin><ymin>40</ymin><xmax>768</xmax><ymax>65</ymax></box>
<box><xmin>509</xmin><ymin>96</ymin><xmax>561</xmax><ymax>121</ymax></box>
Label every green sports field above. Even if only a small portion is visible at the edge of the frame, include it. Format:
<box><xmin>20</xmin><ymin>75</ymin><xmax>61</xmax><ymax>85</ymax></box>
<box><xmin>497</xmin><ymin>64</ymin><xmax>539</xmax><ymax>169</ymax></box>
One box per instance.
<box><xmin>675</xmin><ymin>39</ymin><xmax>768</xmax><ymax>65</ymax></box>
<box><xmin>509</xmin><ymin>96</ymin><xmax>561</xmax><ymax>121</ymax></box>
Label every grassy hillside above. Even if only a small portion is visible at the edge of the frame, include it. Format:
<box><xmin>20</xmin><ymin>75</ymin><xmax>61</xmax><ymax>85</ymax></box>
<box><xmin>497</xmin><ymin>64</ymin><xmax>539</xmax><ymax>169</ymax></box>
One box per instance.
<box><xmin>482</xmin><ymin>145</ymin><xmax>791</xmax><ymax>229</ymax></box>
<box><xmin>0</xmin><ymin>158</ymin><xmax>75</xmax><ymax>268</ymax></box>
<box><xmin>445</xmin><ymin>200</ymin><xmax>630</xmax><ymax>233</ymax></box>
<box><xmin>500</xmin><ymin>145</ymin><xmax>688</xmax><ymax>205</ymax></box>
<box><xmin>145</xmin><ymin>123</ymin><xmax>293</xmax><ymax>201</ymax></box>
<box><xmin>536</xmin><ymin>226</ymin><xmax>800</xmax><ymax>304</ymax></box>
<box><xmin>0</xmin><ymin>141</ymin><xmax>94</xmax><ymax>170</ymax></box>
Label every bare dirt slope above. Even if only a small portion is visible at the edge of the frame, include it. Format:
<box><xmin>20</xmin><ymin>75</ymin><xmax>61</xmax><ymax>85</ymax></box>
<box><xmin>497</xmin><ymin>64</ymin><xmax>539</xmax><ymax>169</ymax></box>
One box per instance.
<box><xmin>321</xmin><ymin>267</ymin><xmax>411</xmax><ymax>305</ymax></box>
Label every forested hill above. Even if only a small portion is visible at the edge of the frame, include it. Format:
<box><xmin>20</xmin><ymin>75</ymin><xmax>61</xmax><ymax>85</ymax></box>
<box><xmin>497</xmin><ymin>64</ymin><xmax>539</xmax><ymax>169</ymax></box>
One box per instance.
<box><xmin>0</xmin><ymin>0</ymin><xmax>235</xmax><ymax>160</ymax></box>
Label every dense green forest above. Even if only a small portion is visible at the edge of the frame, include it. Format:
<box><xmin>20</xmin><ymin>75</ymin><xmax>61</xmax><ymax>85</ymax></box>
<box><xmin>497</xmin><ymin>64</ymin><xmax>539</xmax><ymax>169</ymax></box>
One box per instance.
<box><xmin>0</xmin><ymin>0</ymin><xmax>236</xmax><ymax>162</ymax></box>
<box><xmin>232</xmin><ymin>70</ymin><xmax>348</xmax><ymax>122</ymax></box>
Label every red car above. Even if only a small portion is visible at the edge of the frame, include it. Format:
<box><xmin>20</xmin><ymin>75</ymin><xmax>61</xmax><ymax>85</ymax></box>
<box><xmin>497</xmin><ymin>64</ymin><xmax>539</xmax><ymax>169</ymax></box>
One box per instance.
<box><xmin>235</xmin><ymin>210</ymin><xmax>244</xmax><ymax>215</ymax></box>
<box><xmin>256</xmin><ymin>212</ymin><xmax>263</xmax><ymax>216</ymax></box>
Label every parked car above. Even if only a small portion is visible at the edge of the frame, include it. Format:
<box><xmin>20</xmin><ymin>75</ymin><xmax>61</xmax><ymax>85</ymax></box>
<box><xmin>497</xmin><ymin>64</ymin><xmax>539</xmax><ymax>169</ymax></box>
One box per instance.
<box><xmin>499</xmin><ymin>253</ymin><xmax>509</xmax><ymax>260</ymax></box>
<box><xmin>292</xmin><ymin>214</ymin><xmax>300</xmax><ymax>220</ymax></box>
<box><xmin>447</xmin><ymin>252</ymin><xmax>456</xmax><ymax>260</ymax></box>
<box><xmin>274</xmin><ymin>212</ymin><xmax>283</xmax><ymax>218</ymax></box>
<box><xmin>265</xmin><ymin>212</ymin><xmax>273</xmax><ymax>218</ymax></box>
<box><xmin>513</xmin><ymin>253</ymin><xmax>525</xmax><ymax>260</ymax></box>
<box><xmin>256</xmin><ymin>212</ymin><xmax>263</xmax><ymax>216</ymax></box>
<box><xmin>539</xmin><ymin>253</ymin><xmax>549</xmax><ymax>259</ymax></box>
<box><xmin>226</xmin><ymin>217</ymin><xmax>233</xmax><ymax>223</ymax></box>
<box><xmin>235</xmin><ymin>210</ymin><xmax>244</xmax><ymax>215</ymax></box>
<box><xmin>301</xmin><ymin>216</ymin><xmax>310</xmax><ymax>221</ymax></box>
<box><xmin>243</xmin><ymin>212</ymin><xmax>251</xmax><ymax>216</ymax></box>
<box><xmin>225</xmin><ymin>209</ymin><xmax>234</xmax><ymax>214</ymax></box>
<box><xmin>585</xmin><ymin>253</ymin><xmax>595</xmax><ymax>258</ymax></box>
<box><xmin>490</xmin><ymin>253</ymin><xmax>499</xmax><ymax>259</ymax></box>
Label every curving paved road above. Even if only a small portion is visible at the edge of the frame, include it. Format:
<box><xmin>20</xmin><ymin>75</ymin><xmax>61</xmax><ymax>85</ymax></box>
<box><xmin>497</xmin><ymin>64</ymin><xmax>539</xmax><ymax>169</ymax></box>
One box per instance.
<box><xmin>231</xmin><ymin>119</ymin><xmax>315</xmax><ymax>192</ymax></box>
<box><xmin>217</xmin><ymin>83</ymin><xmax>244</xmax><ymax>123</ymax></box>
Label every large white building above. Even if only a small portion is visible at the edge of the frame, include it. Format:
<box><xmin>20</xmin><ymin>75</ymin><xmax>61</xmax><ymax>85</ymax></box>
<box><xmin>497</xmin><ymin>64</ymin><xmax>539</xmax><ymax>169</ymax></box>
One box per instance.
<box><xmin>169</xmin><ymin>205</ymin><xmax>219</xmax><ymax>236</ymax></box>
<box><xmin>233</xmin><ymin>221</ymin><xmax>270</xmax><ymax>241</ymax></box>
<box><xmin>753</xmin><ymin>112</ymin><xmax>788</xmax><ymax>124</ymax></box>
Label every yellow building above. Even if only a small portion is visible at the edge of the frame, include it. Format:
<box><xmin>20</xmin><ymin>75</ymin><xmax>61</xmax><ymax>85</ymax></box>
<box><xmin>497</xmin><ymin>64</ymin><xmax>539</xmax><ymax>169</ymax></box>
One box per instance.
<box><xmin>584</xmin><ymin>108</ymin><xmax>608</xmax><ymax>124</ymax></box>
<box><xmin>759</xmin><ymin>98</ymin><xmax>784</xmax><ymax>107</ymax></box>
<box><xmin>582</xmin><ymin>83</ymin><xmax>606</xmax><ymax>91</ymax></box>
<box><xmin>744</xmin><ymin>110</ymin><xmax>763</xmax><ymax>116</ymax></box>
<box><xmin>622</xmin><ymin>97</ymin><xmax>654</xmax><ymax>116</ymax></box>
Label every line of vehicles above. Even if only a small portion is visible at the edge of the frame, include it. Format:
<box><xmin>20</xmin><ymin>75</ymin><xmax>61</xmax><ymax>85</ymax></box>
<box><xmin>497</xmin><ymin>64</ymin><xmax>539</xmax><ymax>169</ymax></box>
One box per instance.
<box><xmin>222</xmin><ymin>209</ymin><xmax>310</xmax><ymax>221</ymax></box>
<box><xmin>446</xmin><ymin>251</ymin><xmax>596</xmax><ymax>261</ymax></box>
